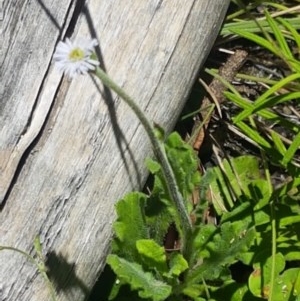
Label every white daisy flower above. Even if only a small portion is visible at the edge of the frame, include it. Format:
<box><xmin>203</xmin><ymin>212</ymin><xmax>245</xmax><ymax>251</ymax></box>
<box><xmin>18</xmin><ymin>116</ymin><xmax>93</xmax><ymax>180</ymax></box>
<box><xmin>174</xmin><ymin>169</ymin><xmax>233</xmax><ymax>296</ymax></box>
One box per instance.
<box><xmin>53</xmin><ymin>38</ymin><xmax>99</xmax><ymax>78</ymax></box>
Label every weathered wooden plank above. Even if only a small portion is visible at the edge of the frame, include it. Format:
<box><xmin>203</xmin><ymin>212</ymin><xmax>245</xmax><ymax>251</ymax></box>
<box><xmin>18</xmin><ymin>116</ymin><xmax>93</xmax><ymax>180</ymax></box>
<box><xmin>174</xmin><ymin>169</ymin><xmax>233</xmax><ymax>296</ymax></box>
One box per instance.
<box><xmin>0</xmin><ymin>0</ymin><xmax>230</xmax><ymax>300</ymax></box>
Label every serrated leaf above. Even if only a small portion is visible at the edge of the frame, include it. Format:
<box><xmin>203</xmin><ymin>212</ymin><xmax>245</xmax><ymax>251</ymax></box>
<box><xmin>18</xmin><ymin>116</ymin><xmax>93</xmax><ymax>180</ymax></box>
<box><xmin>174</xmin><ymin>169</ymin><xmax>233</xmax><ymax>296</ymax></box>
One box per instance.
<box><xmin>145</xmin><ymin>171</ymin><xmax>175</xmax><ymax>245</ymax></box>
<box><xmin>202</xmin><ymin>156</ymin><xmax>262</xmax><ymax>214</ymax></box>
<box><xmin>107</xmin><ymin>255</ymin><xmax>172</xmax><ymax>301</ymax></box>
<box><xmin>188</xmin><ymin>221</ymin><xmax>255</xmax><ymax>283</ymax></box>
<box><xmin>136</xmin><ymin>239</ymin><xmax>168</xmax><ymax>273</ymax></box>
<box><xmin>164</xmin><ymin>132</ymin><xmax>201</xmax><ymax>201</ymax></box>
<box><xmin>112</xmin><ymin>192</ymin><xmax>149</xmax><ymax>261</ymax></box>
<box><xmin>190</xmin><ymin>223</ymin><xmax>217</xmax><ymax>260</ymax></box>
<box><xmin>167</xmin><ymin>252</ymin><xmax>189</xmax><ymax>277</ymax></box>
<box><xmin>145</xmin><ymin>158</ymin><xmax>161</xmax><ymax>174</ymax></box>
<box><xmin>250</xmin><ymin>179</ymin><xmax>272</xmax><ymax>210</ymax></box>
<box><xmin>221</xmin><ymin>198</ymin><xmax>270</xmax><ymax>229</ymax></box>
<box><xmin>145</xmin><ymin>195</ymin><xmax>173</xmax><ymax>245</ymax></box>
<box><xmin>278</xmin><ymin>241</ymin><xmax>300</xmax><ymax>262</ymax></box>
<box><xmin>275</xmin><ymin>203</ymin><xmax>300</xmax><ymax>228</ymax></box>
<box><xmin>145</xmin><ymin>132</ymin><xmax>200</xmax><ymax>241</ymax></box>
<box><xmin>182</xmin><ymin>284</ymin><xmax>206</xmax><ymax>300</ymax></box>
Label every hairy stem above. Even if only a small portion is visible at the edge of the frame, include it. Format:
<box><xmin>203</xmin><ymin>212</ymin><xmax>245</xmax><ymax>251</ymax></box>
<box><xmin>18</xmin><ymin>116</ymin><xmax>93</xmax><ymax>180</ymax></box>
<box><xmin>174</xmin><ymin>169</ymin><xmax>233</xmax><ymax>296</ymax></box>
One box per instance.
<box><xmin>93</xmin><ymin>67</ymin><xmax>193</xmax><ymax>250</ymax></box>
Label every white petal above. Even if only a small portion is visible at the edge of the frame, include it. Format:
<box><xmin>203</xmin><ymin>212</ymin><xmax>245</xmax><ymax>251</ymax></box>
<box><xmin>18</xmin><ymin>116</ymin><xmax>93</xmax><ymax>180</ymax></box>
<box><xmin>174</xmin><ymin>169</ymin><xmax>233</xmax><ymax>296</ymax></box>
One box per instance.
<box><xmin>53</xmin><ymin>37</ymin><xmax>99</xmax><ymax>78</ymax></box>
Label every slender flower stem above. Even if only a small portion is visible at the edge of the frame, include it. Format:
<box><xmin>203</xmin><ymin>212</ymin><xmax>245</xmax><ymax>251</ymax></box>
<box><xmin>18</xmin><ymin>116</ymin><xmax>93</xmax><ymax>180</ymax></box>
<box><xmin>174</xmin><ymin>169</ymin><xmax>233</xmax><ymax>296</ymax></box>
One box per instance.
<box><xmin>93</xmin><ymin>67</ymin><xmax>193</xmax><ymax>249</ymax></box>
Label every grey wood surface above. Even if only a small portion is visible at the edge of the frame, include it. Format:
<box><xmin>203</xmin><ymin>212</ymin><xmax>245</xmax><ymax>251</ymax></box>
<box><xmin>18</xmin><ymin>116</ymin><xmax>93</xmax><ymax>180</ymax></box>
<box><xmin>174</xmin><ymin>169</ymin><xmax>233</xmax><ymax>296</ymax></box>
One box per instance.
<box><xmin>0</xmin><ymin>0</ymin><xmax>230</xmax><ymax>300</ymax></box>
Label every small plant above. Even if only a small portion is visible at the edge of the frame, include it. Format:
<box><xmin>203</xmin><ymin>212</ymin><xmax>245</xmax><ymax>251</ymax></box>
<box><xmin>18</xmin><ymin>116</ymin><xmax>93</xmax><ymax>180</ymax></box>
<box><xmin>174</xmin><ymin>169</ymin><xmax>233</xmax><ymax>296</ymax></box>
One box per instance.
<box><xmin>0</xmin><ymin>237</ymin><xmax>57</xmax><ymax>301</ymax></box>
<box><xmin>106</xmin><ymin>144</ymin><xmax>299</xmax><ymax>300</ymax></box>
<box><xmin>106</xmin><ymin>135</ymin><xmax>258</xmax><ymax>301</ymax></box>
<box><xmin>2</xmin><ymin>2</ymin><xmax>299</xmax><ymax>300</ymax></box>
<box><xmin>104</xmin><ymin>3</ymin><xmax>300</xmax><ymax>301</ymax></box>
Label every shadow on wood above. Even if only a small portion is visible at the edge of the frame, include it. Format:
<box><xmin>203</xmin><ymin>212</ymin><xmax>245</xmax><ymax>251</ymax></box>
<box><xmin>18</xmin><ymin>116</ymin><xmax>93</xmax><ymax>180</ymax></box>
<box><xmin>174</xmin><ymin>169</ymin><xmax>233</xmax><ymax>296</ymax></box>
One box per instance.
<box><xmin>0</xmin><ymin>0</ymin><xmax>230</xmax><ymax>300</ymax></box>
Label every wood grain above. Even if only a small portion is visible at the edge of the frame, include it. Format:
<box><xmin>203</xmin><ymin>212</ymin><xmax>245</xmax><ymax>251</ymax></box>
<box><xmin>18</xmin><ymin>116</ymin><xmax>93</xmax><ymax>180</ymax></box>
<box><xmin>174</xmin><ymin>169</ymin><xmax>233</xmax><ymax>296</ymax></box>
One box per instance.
<box><xmin>0</xmin><ymin>0</ymin><xmax>230</xmax><ymax>300</ymax></box>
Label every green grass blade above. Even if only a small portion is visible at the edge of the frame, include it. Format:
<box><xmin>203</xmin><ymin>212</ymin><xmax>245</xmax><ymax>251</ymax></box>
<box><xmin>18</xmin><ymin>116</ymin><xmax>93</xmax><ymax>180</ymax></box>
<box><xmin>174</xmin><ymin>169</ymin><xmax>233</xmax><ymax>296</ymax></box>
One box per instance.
<box><xmin>205</xmin><ymin>68</ymin><xmax>242</xmax><ymax>97</ymax></box>
<box><xmin>236</xmin><ymin>121</ymin><xmax>271</xmax><ymax>149</ymax></box>
<box><xmin>221</xmin><ymin>17</ymin><xmax>300</xmax><ymax>38</ymax></box>
<box><xmin>225</xmin><ymin>92</ymin><xmax>299</xmax><ymax>132</ymax></box>
<box><xmin>265</xmin><ymin>11</ymin><xmax>293</xmax><ymax>59</ymax></box>
<box><xmin>282</xmin><ymin>132</ymin><xmax>300</xmax><ymax>166</ymax></box>
<box><xmin>241</xmin><ymin>92</ymin><xmax>300</xmax><ymax>115</ymax></box>
<box><xmin>270</xmin><ymin>130</ymin><xmax>287</xmax><ymax>157</ymax></box>
<box><xmin>229</xmin><ymin>28</ymin><xmax>276</xmax><ymax>54</ymax></box>
<box><xmin>277</xmin><ymin>18</ymin><xmax>300</xmax><ymax>73</ymax></box>
<box><xmin>225</xmin><ymin>92</ymin><xmax>279</xmax><ymax>120</ymax></box>
<box><xmin>233</xmin><ymin>73</ymin><xmax>300</xmax><ymax>122</ymax></box>
<box><xmin>279</xmin><ymin>18</ymin><xmax>300</xmax><ymax>51</ymax></box>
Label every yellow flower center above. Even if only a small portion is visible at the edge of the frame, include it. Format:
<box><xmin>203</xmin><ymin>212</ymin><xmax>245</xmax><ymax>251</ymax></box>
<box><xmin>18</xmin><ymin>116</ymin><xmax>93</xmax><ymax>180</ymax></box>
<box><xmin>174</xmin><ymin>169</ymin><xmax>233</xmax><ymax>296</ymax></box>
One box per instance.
<box><xmin>69</xmin><ymin>48</ymin><xmax>85</xmax><ymax>61</ymax></box>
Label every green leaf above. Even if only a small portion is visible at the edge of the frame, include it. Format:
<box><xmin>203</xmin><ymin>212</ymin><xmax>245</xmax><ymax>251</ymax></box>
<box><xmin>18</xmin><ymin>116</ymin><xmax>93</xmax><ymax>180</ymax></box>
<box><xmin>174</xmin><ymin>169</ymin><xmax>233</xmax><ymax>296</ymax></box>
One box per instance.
<box><xmin>34</xmin><ymin>236</ymin><xmax>43</xmax><ymax>258</ymax></box>
<box><xmin>271</xmin><ymin>175</ymin><xmax>300</xmax><ymax>200</ymax></box>
<box><xmin>211</xmin><ymin>281</ymin><xmax>262</xmax><ymax>301</ymax></box>
<box><xmin>233</xmin><ymin>73</ymin><xmax>300</xmax><ymax>123</ymax></box>
<box><xmin>235</xmin><ymin>121</ymin><xmax>271</xmax><ymax>149</ymax></box>
<box><xmin>201</xmin><ymin>156</ymin><xmax>262</xmax><ymax>213</ymax></box>
<box><xmin>189</xmin><ymin>223</ymin><xmax>217</xmax><ymax>268</ymax></box>
<box><xmin>229</xmin><ymin>28</ymin><xmax>277</xmax><ymax>54</ymax></box>
<box><xmin>146</xmin><ymin>132</ymin><xmax>200</xmax><ymax>240</ymax></box>
<box><xmin>274</xmin><ymin>203</ymin><xmax>300</xmax><ymax>228</ymax></box>
<box><xmin>145</xmin><ymin>158</ymin><xmax>161</xmax><ymax>174</ymax></box>
<box><xmin>145</xmin><ymin>195</ymin><xmax>174</xmax><ymax>245</ymax></box>
<box><xmin>164</xmin><ymin>132</ymin><xmax>201</xmax><ymax>201</ymax></box>
<box><xmin>224</xmin><ymin>91</ymin><xmax>299</xmax><ymax>132</ymax></box>
<box><xmin>279</xmin><ymin>215</ymin><xmax>300</xmax><ymax>227</ymax></box>
<box><xmin>245</xmin><ymin>92</ymin><xmax>300</xmax><ymax>118</ymax></box>
<box><xmin>187</xmin><ymin>221</ymin><xmax>255</xmax><ymax>282</ymax></box>
<box><xmin>265</xmin><ymin>10</ymin><xmax>293</xmax><ymax>59</ymax></box>
<box><xmin>182</xmin><ymin>284</ymin><xmax>206</xmax><ymax>300</ymax></box>
<box><xmin>271</xmin><ymin>130</ymin><xmax>287</xmax><ymax>157</ymax></box>
<box><xmin>107</xmin><ymin>255</ymin><xmax>172</xmax><ymax>301</ymax></box>
<box><xmin>272</xmin><ymin>268</ymin><xmax>300</xmax><ymax>300</ymax></box>
<box><xmin>278</xmin><ymin>241</ymin><xmax>300</xmax><ymax>262</ymax></box>
<box><xmin>136</xmin><ymin>239</ymin><xmax>168</xmax><ymax>273</ymax></box>
<box><xmin>145</xmin><ymin>168</ymin><xmax>176</xmax><ymax>245</ymax></box>
<box><xmin>221</xmin><ymin>17</ymin><xmax>300</xmax><ymax>38</ymax></box>
<box><xmin>112</xmin><ymin>192</ymin><xmax>149</xmax><ymax>261</ymax></box>
<box><xmin>250</xmin><ymin>179</ymin><xmax>272</xmax><ymax>209</ymax></box>
<box><xmin>167</xmin><ymin>252</ymin><xmax>189</xmax><ymax>277</ymax></box>
<box><xmin>279</xmin><ymin>19</ymin><xmax>300</xmax><ymax>72</ymax></box>
<box><xmin>224</xmin><ymin>92</ymin><xmax>276</xmax><ymax>120</ymax></box>
<box><xmin>221</xmin><ymin>197</ymin><xmax>271</xmax><ymax>230</ymax></box>
<box><xmin>282</xmin><ymin>131</ymin><xmax>300</xmax><ymax>166</ymax></box>
<box><xmin>249</xmin><ymin>251</ymin><xmax>285</xmax><ymax>299</ymax></box>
